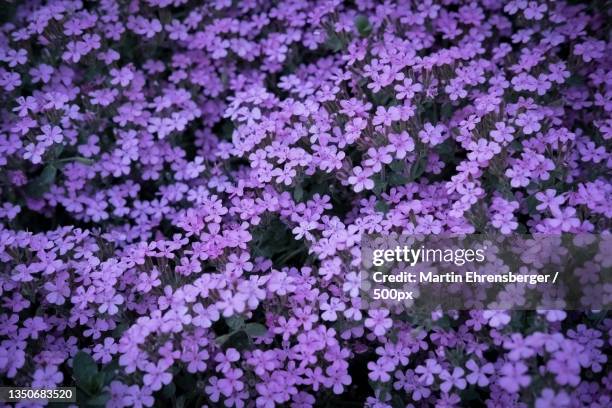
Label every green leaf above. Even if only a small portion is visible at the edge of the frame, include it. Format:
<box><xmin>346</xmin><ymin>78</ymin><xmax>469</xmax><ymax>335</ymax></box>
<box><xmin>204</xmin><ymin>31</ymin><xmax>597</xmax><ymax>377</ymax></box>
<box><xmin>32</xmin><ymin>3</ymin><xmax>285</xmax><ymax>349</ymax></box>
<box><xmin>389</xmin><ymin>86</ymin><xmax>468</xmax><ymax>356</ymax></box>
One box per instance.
<box><xmin>51</xmin><ymin>143</ymin><xmax>64</xmax><ymax>158</ymax></box>
<box><xmin>175</xmin><ymin>395</ymin><xmax>187</xmax><ymax>408</ymax></box>
<box><xmin>409</xmin><ymin>157</ymin><xmax>426</xmax><ymax>181</ymax></box>
<box><xmin>440</xmin><ymin>103</ymin><xmax>454</xmax><ymax>120</ymax></box>
<box><xmin>225</xmin><ymin>315</ymin><xmax>245</xmax><ymax>331</ymax></box>
<box><xmin>391</xmin><ymin>394</ymin><xmax>405</xmax><ymax>408</ymax></box>
<box><xmin>355</xmin><ymin>15</ymin><xmax>372</xmax><ymax>37</ymax></box>
<box><xmin>87</xmin><ymin>392</ymin><xmax>110</xmax><ymax>407</ymax></box>
<box><xmin>221</xmin><ymin>120</ymin><xmax>234</xmax><ymax>139</ymax></box>
<box><xmin>324</xmin><ymin>34</ymin><xmax>343</xmax><ymax>52</ymax></box>
<box><xmin>215</xmin><ymin>334</ymin><xmax>230</xmax><ymax>345</ymax></box>
<box><xmin>388</xmin><ymin>172</ymin><xmax>409</xmax><ymax>187</ymax></box>
<box><xmin>222</xmin><ymin>330</ymin><xmax>251</xmax><ymax>350</ymax></box>
<box><xmin>588</xmin><ymin>311</ymin><xmax>607</xmax><ymax>321</ymax></box>
<box><xmin>112</xmin><ymin>323</ymin><xmax>129</xmax><ymax>338</ymax></box>
<box><xmin>90</xmin><ymin>372</ymin><xmax>105</xmax><ymax>393</ymax></box>
<box><xmin>175</xmin><ymin>372</ymin><xmax>197</xmax><ymax>391</ymax></box>
<box><xmin>101</xmin><ymin>361</ymin><xmax>119</xmax><ymax>386</ymax></box>
<box><xmin>389</xmin><ymin>160</ymin><xmax>404</xmax><ymax>173</ymax></box>
<box><xmin>567</xmin><ymin>74</ymin><xmax>584</xmax><ymax>86</ymax></box>
<box><xmin>373</xmin><ymin>177</ymin><xmax>387</xmax><ymax>195</ymax></box>
<box><xmin>375</xmin><ymin>201</ymin><xmax>389</xmax><ymax>213</ymax></box>
<box><xmin>162</xmin><ymin>383</ymin><xmax>176</xmax><ymax>399</ymax></box>
<box><xmin>38</xmin><ymin>164</ymin><xmax>57</xmax><ymax>184</ymax></box>
<box><xmin>293</xmin><ymin>185</ymin><xmax>304</xmax><ymax>202</ymax></box>
<box><xmin>73</xmin><ymin>351</ymin><xmax>98</xmax><ymax>390</ymax></box>
<box><xmin>56</xmin><ymin>156</ymin><xmax>95</xmax><ymax>166</ymax></box>
<box><xmin>460</xmin><ymin>386</ymin><xmax>481</xmax><ymax>402</ymax></box>
<box><xmin>26</xmin><ymin>164</ymin><xmax>57</xmax><ymax>197</ymax></box>
<box><xmin>245</xmin><ymin>323</ymin><xmax>267</xmax><ymax>338</ymax></box>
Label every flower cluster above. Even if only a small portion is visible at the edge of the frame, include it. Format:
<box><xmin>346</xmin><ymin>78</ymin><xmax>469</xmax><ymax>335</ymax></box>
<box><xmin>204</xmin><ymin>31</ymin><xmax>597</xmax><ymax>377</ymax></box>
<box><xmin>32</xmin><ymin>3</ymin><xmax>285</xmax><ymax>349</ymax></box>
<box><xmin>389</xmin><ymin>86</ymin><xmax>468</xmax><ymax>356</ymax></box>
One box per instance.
<box><xmin>0</xmin><ymin>0</ymin><xmax>611</xmax><ymax>407</ymax></box>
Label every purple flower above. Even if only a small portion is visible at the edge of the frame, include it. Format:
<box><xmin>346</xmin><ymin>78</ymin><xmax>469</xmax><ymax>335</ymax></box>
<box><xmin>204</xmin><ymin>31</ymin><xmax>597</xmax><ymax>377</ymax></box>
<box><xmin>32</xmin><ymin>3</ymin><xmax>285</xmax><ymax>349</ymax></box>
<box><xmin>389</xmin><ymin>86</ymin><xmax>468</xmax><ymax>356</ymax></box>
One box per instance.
<box><xmin>348</xmin><ymin>166</ymin><xmax>374</xmax><ymax>193</ymax></box>
<box><xmin>418</xmin><ymin>123</ymin><xmax>447</xmax><ymax>146</ymax></box>
<box><xmin>32</xmin><ymin>365</ymin><xmax>63</xmax><ymax>388</ymax></box>
<box><xmin>143</xmin><ymin>361</ymin><xmax>172</xmax><ymax>391</ymax></box>
<box><xmin>498</xmin><ymin>362</ymin><xmax>531</xmax><ymax>393</ymax></box>
<box><xmin>535</xmin><ymin>189</ymin><xmax>565</xmax><ymax>213</ymax></box>
<box><xmin>0</xmin><ymin>1</ymin><xmax>609</xmax><ymax>406</ymax></box>
<box><xmin>465</xmin><ymin>359</ymin><xmax>494</xmax><ymax>387</ymax></box>
<box><xmin>365</xmin><ymin>309</ymin><xmax>392</xmax><ymax>336</ymax></box>
<box><xmin>415</xmin><ymin>358</ymin><xmax>442</xmax><ymax>386</ymax></box>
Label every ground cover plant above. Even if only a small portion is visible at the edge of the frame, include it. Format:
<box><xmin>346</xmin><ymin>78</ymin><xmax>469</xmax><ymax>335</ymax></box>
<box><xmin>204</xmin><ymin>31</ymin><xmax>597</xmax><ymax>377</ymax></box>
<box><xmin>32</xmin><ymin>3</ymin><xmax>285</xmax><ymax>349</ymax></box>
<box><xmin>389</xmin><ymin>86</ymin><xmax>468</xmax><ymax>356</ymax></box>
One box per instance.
<box><xmin>0</xmin><ymin>0</ymin><xmax>611</xmax><ymax>406</ymax></box>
